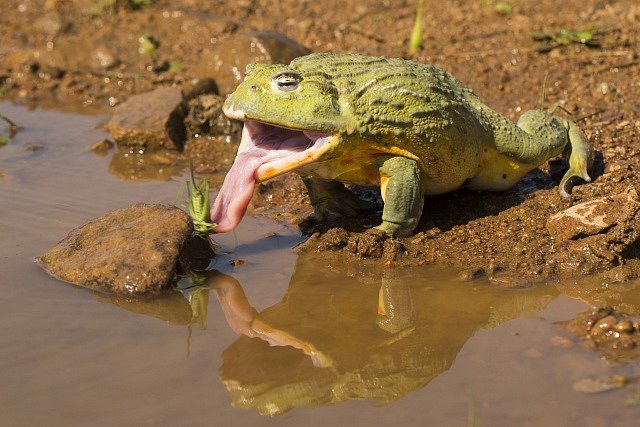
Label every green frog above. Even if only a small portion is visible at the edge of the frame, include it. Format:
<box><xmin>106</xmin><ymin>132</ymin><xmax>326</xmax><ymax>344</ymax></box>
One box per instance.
<box><xmin>211</xmin><ymin>53</ymin><xmax>593</xmax><ymax>236</ymax></box>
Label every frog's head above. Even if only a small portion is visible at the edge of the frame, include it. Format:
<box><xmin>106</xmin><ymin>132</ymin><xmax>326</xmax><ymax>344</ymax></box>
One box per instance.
<box><xmin>224</xmin><ymin>62</ymin><xmax>346</xmax><ymax>132</ymax></box>
<box><xmin>211</xmin><ymin>62</ymin><xmax>349</xmax><ymax>233</ymax></box>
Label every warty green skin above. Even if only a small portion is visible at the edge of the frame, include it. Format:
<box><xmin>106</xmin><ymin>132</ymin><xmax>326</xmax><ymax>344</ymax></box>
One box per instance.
<box><xmin>223</xmin><ymin>53</ymin><xmax>593</xmax><ymax>236</ymax></box>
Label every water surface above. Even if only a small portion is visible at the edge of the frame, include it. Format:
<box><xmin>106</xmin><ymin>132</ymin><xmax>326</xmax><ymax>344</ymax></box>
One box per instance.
<box><xmin>1</xmin><ymin>102</ymin><xmax>639</xmax><ymax>426</ymax></box>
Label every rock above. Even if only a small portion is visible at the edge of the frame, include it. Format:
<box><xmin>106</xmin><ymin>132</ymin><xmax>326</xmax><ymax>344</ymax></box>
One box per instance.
<box><xmin>547</xmin><ymin>189</ymin><xmax>640</xmax><ymax>241</ymax></box>
<box><xmin>547</xmin><ymin>188</ymin><xmax>640</xmax><ymax>275</ymax></box>
<box><xmin>106</xmin><ymin>87</ymin><xmax>187</xmax><ymax>151</ymax></box>
<box><xmin>184</xmin><ymin>94</ymin><xmax>242</xmax><ymax>139</ymax></box>
<box><xmin>193</xmin><ymin>31</ymin><xmax>310</xmax><ymax>95</ymax></box>
<box><xmin>37</xmin><ymin>204</ymin><xmax>193</xmax><ymax>295</ymax></box>
<box><xmin>590</xmin><ymin>315</ymin><xmax>618</xmax><ymax>336</ymax></box>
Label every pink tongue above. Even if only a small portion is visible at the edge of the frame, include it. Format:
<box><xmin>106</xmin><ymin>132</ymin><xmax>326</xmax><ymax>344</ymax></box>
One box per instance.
<box><xmin>210</xmin><ymin>121</ymin><xmax>322</xmax><ymax>233</ymax></box>
<box><xmin>210</xmin><ymin>148</ymin><xmax>267</xmax><ymax>233</ymax></box>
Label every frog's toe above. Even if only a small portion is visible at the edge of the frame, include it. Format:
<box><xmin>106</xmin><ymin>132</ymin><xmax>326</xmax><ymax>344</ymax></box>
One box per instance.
<box><xmin>375</xmin><ymin>220</ymin><xmax>417</xmax><ymax>237</ymax></box>
<box><xmin>559</xmin><ymin>163</ymin><xmax>591</xmax><ymax>198</ymax></box>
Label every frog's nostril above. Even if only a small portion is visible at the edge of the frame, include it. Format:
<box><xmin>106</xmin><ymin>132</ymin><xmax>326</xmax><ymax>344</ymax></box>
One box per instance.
<box><xmin>250</xmin><ymin>84</ymin><xmax>258</xmax><ymax>92</ymax></box>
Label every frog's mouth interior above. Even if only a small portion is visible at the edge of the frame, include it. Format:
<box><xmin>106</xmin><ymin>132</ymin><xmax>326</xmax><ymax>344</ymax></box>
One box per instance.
<box><xmin>210</xmin><ymin>120</ymin><xmax>334</xmax><ymax>233</ymax></box>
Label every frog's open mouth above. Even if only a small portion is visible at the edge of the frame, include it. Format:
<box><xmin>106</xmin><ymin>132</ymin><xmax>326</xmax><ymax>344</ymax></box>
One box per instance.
<box><xmin>210</xmin><ymin>120</ymin><xmax>334</xmax><ymax>233</ymax></box>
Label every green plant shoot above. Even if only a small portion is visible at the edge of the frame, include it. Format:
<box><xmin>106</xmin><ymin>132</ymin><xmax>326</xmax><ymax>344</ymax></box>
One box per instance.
<box><xmin>533</xmin><ymin>26</ymin><xmax>602</xmax><ymax>53</ymax></box>
<box><xmin>187</xmin><ymin>169</ymin><xmax>216</xmax><ymax>235</ymax></box>
<box><xmin>92</xmin><ymin>0</ymin><xmax>152</xmax><ymax>16</ymax></box>
<box><xmin>408</xmin><ymin>0</ymin><xmax>425</xmax><ymax>57</ymax></box>
<box><xmin>138</xmin><ymin>34</ymin><xmax>159</xmax><ymax>60</ymax></box>
<box><xmin>167</xmin><ymin>60</ymin><xmax>183</xmax><ymax>74</ymax></box>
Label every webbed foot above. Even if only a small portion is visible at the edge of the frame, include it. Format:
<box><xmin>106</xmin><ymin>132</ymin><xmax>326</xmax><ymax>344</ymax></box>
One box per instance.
<box><xmin>301</xmin><ymin>176</ymin><xmax>369</xmax><ymax>221</ymax></box>
<box><xmin>559</xmin><ymin>120</ymin><xmax>593</xmax><ymax>197</ymax></box>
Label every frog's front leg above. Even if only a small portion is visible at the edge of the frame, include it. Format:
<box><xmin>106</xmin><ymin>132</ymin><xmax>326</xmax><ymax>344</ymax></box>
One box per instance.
<box><xmin>377</xmin><ymin>156</ymin><xmax>424</xmax><ymax>237</ymax></box>
<box><xmin>301</xmin><ymin>175</ymin><xmax>368</xmax><ymax>220</ymax></box>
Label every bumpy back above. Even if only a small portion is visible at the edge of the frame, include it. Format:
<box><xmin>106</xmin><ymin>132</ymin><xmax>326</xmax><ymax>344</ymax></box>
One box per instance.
<box><xmin>290</xmin><ymin>53</ymin><xmax>480</xmax><ymax>139</ymax></box>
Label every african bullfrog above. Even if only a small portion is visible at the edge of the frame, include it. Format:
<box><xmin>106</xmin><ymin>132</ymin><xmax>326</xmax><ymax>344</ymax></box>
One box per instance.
<box><xmin>210</xmin><ymin>53</ymin><xmax>593</xmax><ymax>236</ymax></box>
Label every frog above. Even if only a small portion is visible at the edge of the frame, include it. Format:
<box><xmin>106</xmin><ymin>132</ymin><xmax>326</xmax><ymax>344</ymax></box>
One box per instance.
<box><xmin>210</xmin><ymin>53</ymin><xmax>593</xmax><ymax>236</ymax></box>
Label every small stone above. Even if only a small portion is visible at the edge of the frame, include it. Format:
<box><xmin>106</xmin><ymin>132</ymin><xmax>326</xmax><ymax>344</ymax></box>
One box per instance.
<box><xmin>573</xmin><ymin>376</ymin><xmax>626</xmax><ymax>394</ymax></box>
<box><xmin>457</xmin><ymin>267</ymin><xmax>486</xmax><ymax>281</ymax></box>
<box><xmin>37</xmin><ymin>204</ymin><xmax>193</xmax><ymax>295</ymax></box>
<box><xmin>23</xmin><ymin>143</ymin><xmax>44</xmax><ymax>152</ymax></box>
<box><xmin>488</xmin><ymin>271</ymin><xmax>533</xmax><ymax>288</ymax></box>
<box><xmin>107</xmin><ymin>87</ymin><xmax>187</xmax><ymax>151</ymax></box>
<box><xmin>614</xmin><ymin>320</ymin><xmax>635</xmax><ymax>334</ymax></box>
<box><xmin>613</xmin><ymin>335</ymin><xmax>636</xmax><ymax>349</ymax></box>
<box><xmin>184</xmin><ymin>94</ymin><xmax>241</xmax><ymax>139</ymax></box>
<box><xmin>546</xmin><ymin>189</ymin><xmax>640</xmax><ymax>241</ymax></box>
<box><xmin>590</xmin><ymin>315</ymin><xmax>618</xmax><ymax>336</ymax></box>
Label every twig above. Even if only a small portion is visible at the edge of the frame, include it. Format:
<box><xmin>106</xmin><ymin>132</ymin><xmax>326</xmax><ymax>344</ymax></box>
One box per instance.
<box><xmin>575</xmin><ymin>108</ymin><xmax>605</xmax><ymax>123</ymax></box>
<box><xmin>0</xmin><ymin>113</ymin><xmax>21</xmax><ymax>137</ymax></box>
<box><xmin>596</xmin><ymin>60</ymin><xmax>639</xmax><ymax>73</ymax></box>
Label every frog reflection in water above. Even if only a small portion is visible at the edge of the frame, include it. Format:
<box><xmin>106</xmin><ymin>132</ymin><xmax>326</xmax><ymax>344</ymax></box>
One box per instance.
<box><xmin>211</xmin><ymin>53</ymin><xmax>593</xmax><ymax>236</ymax></box>
<box><xmin>208</xmin><ymin>253</ymin><xmax>558</xmax><ymax>416</ymax></box>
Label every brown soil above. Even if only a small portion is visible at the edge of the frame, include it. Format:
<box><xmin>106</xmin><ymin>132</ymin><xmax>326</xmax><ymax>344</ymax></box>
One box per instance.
<box><xmin>2</xmin><ymin>0</ymin><xmax>640</xmax><ymax>281</ymax></box>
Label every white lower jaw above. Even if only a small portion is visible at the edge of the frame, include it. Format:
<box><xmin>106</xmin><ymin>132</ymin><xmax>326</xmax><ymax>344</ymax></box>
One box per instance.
<box><xmin>253</xmin><ymin>134</ymin><xmax>336</xmax><ymax>182</ymax></box>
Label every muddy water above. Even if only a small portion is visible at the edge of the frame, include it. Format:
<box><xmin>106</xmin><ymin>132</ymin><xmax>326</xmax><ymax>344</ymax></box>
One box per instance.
<box><xmin>1</xmin><ymin>102</ymin><xmax>640</xmax><ymax>426</ymax></box>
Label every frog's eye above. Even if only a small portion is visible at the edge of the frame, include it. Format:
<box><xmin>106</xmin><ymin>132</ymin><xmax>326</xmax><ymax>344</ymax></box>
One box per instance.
<box><xmin>272</xmin><ymin>71</ymin><xmax>302</xmax><ymax>92</ymax></box>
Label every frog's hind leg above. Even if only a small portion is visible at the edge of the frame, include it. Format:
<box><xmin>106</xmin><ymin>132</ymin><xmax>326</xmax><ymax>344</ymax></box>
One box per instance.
<box><xmin>558</xmin><ymin>120</ymin><xmax>593</xmax><ymax>197</ymax></box>
<box><xmin>376</xmin><ymin>156</ymin><xmax>424</xmax><ymax>237</ymax></box>
<box><xmin>515</xmin><ymin>110</ymin><xmax>593</xmax><ymax>197</ymax></box>
<box><xmin>301</xmin><ymin>175</ymin><xmax>369</xmax><ymax>220</ymax></box>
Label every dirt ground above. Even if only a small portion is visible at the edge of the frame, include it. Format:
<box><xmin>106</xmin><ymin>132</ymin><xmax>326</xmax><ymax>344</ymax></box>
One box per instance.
<box><xmin>2</xmin><ymin>0</ymin><xmax>639</xmax><ymax>282</ymax></box>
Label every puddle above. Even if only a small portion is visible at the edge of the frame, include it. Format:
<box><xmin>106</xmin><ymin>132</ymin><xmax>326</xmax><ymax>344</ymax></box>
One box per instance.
<box><xmin>2</xmin><ymin>101</ymin><xmax>640</xmax><ymax>426</ymax></box>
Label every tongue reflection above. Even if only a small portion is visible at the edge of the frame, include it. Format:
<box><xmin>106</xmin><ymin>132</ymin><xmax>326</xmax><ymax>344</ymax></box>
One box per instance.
<box><xmin>210</xmin><ymin>121</ymin><xmax>319</xmax><ymax>233</ymax></box>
